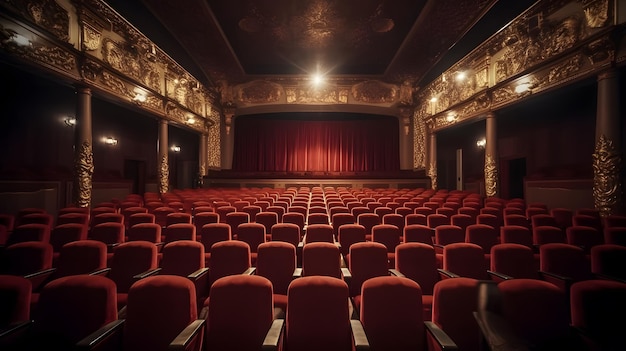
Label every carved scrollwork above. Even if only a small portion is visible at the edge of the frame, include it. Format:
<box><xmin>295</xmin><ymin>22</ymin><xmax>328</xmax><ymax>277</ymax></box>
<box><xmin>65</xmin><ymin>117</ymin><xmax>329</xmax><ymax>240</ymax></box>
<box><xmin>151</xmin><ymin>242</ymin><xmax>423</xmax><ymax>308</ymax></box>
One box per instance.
<box><xmin>158</xmin><ymin>154</ymin><xmax>169</xmax><ymax>194</ymax></box>
<box><xmin>351</xmin><ymin>80</ymin><xmax>399</xmax><ymax>103</ymax></box>
<box><xmin>413</xmin><ymin>115</ymin><xmax>426</xmax><ymax>170</ymax></box>
<box><xmin>237</xmin><ymin>80</ymin><xmax>283</xmax><ymax>104</ymax></box>
<box><xmin>584</xmin><ymin>0</ymin><xmax>609</xmax><ymax>28</ymax></box>
<box><xmin>286</xmin><ymin>86</ymin><xmax>349</xmax><ymax>104</ymax></box>
<box><xmin>592</xmin><ymin>135</ymin><xmax>622</xmax><ymax>217</ymax></box>
<box><xmin>102</xmin><ymin>38</ymin><xmax>161</xmax><ymax>93</ymax></box>
<box><xmin>207</xmin><ymin>111</ymin><xmax>221</xmax><ymax>169</ymax></box>
<box><xmin>26</xmin><ymin>0</ymin><xmax>69</xmax><ymax>42</ymax></box>
<box><xmin>427</xmin><ymin>161</ymin><xmax>437</xmax><ymax>190</ymax></box>
<box><xmin>484</xmin><ymin>154</ymin><xmax>498</xmax><ymax>197</ymax></box>
<box><xmin>73</xmin><ymin>141</ymin><xmax>93</xmax><ymax>207</ymax></box>
<box><xmin>82</xmin><ymin>23</ymin><xmax>102</xmax><ymax>51</ymax></box>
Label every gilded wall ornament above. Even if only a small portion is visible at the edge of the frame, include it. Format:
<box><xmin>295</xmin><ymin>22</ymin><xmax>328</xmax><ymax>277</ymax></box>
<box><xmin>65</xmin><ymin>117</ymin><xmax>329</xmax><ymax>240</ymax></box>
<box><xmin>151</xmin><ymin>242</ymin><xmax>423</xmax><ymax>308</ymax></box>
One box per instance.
<box><xmin>592</xmin><ymin>135</ymin><xmax>622</xmax><ymax>217</ymax></box>
<box><xmin>73</xmin><ymin>141</ymin><xmax>93</xmax><ymax>208</ymax></box>
<box><xmin>286</xmin><ymin>86</ymin><xmax>348</xmax><ymax>104</ymax></box>
<box><xmin>237</xmin><ymin>80</ymin><xmax>283</xmax><ymax>104</ymax></box>
<box><xmin>484</xmin><ymin>154</ymin><xmax>498</xmax><ymax>197</ymax></box>
<box><xmin>82</xmin><ymin>23</ymin><xmax>102</xmax><ymax>51</ymax></box>
<box><xmin>351</xmin><ymin>80</ymin><xmax>399</xmax><ymax>104</ymax></box>
<box><xmin>584</xmin><ymin>0</ymin><xmax>609</xmax><ymax>28</ymax></box>
<box><xmin>25</xmin><ymin>0</ymin><xmax>69</xmax><ymax>42</ymax></box>
<box><xmin>427</xmin><ymin>161</ymin><xmax>438</xmax><ymax>190</ymax></box>
<box><xmin>30</xmin><ymin>45</ymin><xmax>76</xmax><ymax>72</ymax></box>
<box><xmin>102</xmin><ymin>71</ymin><xmax>134</xmax><ymax>100</ymax></box>
<box><xmin>207</xmin><ymin>111</ymin><xmax>221</xmax><ymax>169</ymax></box>
<box><xmin>413</xmin><ymin>115</ymin><xmax>426</xmax><ymax>170</ymax></box>
<box><xmin>158</xmin><ymin>154</ymin><xmax>169</xmax><ymax>194</ymax></box>
<box><xmin>80</xmin><ymin>59</ymin><xmax>102</xmax><ymax>81</ymax></box>
<box><xmin>101</xmin><ymin>38</ymin><xmax>161</xmax><ymax>93</ymax></box>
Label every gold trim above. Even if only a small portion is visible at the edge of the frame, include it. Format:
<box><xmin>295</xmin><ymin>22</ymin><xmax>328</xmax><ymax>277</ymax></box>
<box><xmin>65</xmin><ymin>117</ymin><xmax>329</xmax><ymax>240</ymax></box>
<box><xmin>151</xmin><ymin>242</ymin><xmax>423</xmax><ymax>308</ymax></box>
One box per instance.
<box><xmin>427</xmin><ymin>161</ymin><xmax>437</xmax><ymax>190</ymax></box>
<box><xmin>158</xmin><ymin>153</ymin><xmax>169</xmax><ymax>194</ymax></box>
<box><xmin>485</xmin><ymin>154</ymin><xmax>498</xmax><ymax>197</ymax></box>
<box><xmin>74</xmin><ymin>141</ymin><xmax>93</xmax><ymax>207</ymax></box>
<box><xmin>592</xmin><ymin>135</ymin><xmax>622</xmax><ymax>217</ymax></box>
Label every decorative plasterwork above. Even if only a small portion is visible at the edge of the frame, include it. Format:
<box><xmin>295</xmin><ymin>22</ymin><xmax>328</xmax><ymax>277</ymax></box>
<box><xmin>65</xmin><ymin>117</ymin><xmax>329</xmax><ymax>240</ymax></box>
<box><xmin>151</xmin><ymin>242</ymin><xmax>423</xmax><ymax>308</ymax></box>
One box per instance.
<box><xmin>351</xmin><ymin>80</ymin><xmax>399</xmax><ymax>103</ymax></box>
<box><xmin>0</xmin><ymin>0</ymin><xmax>218</xmax><ymax>136</ymax></box>
<box><xmin>285</xmin><ymin>85</ymin><xmax>349</xmax><ymax>104</ymax></box>
<box><xmin>158</xmin><ymin>154</ymin><xmax>169</xmax><ymax>194</ymax></box>
<box><xmin>484</xmin><ymin>154</ymin><xmax>498</xmax><ymax>197</ymax></box>
<box><xmin>413</xmin><ymin>0</ymin><xmax>617</xmax><ymax>139</ymax></box>
<box><xmin>73</xmin><ymin>140</ymin><xmax>94</xmax><ymax>207</ymax></box>
<box><xmin>207</xmin><ymin>109</ymin><xmax>221</xmax><ymax>169</ymax></box>
<box><xmin>236</xmin><ymin>80</ymin><xmax>284</xmax><ymax>104</ymax></box>
<box><xmin>592</xmin><ymin>135</ymin><xmax>622</xmax><ymax>217</ymax></box>
<box><xmin>427</xmin><ymin>161</ymin><xmax>437</xmax><ymax>191</ymax></box>
<box><xmin>413</xmin><ymin>114</ymin><xmax>426</xmax><ymax>170</ymax></box>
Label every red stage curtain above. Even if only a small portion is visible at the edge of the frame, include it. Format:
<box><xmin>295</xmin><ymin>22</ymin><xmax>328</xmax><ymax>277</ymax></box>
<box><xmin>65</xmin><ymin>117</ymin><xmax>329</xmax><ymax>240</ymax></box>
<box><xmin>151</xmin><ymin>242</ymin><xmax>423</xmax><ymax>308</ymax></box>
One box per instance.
<box><xmin>232</xmin><ymin>113</ymin><xmax>400</xmax><ymax>172</ymax></box>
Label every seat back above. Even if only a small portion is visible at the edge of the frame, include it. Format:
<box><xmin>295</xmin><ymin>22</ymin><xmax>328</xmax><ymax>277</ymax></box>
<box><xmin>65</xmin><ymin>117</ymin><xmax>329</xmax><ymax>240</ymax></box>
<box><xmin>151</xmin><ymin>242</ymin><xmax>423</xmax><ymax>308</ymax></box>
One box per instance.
<box><xmin>209</xmin><ymin>241</ymin><xmax>251</xmax><ymax>285</ymax></box>
<box><xmin>270</xmin><ymin>223</ymin><xmax>301</xmax><ymax>247</ymax></box>
<box><xmin>108</xmin><ymin>241</ymin><xmax>158</xmax><ymax>293</ymax></box>
<box><xmin>286</xmin><ymin>276</ymin><xmax>351</xmax><ymax>351</ymax></box>
<box><xmin>256</xmin><ymin>242</ymin><xmax>296</xmax><ymax>295</ymax></box>
<box><xmin>432</xmin><ymin>277</ymin><xmax>480</xmax><ymax>351</ymax></box>
<box><xmin>163</xmin><ymin>223</ymin><xmax>196</xmax><ymax>243</ymax></box>
<box><xmin>566</xmin><ymin>226</ymin><xmax>603</xmax><ymax>253</ymax></box>
<box><xmin>403</xmin><ymin>224</ymin><xmax>433</xmax><ymax>244</ymax></box>
<box><xmin>540</xmin><ymin>243</ymin><xmax>590</xmax><ymax>282</ymax></box>
<box><xmin>50</xmin><ymin>223</ymin><xmax>87</xmax><ymax>252</ymax></box>
<box><xmin>443</xmin><ymin>243</ymin><xmax>488</xmax><ymax>279</ymax></box>
<box><xmin>360</xmin><ymin>276</ymin><xmax>424</xmax><ymax>351</ymax></box>
<box><xmin>338</xmin><ymin>224</ymin><xmax>366</xmax><ymax>257</ymax></box>
<box><xmin>90</xmin><ymin>222</ymin><xmax>125</xmax><ymax>245</ymax></box>
<box><xmin>465</xmin><ymin>224</ymin><xmax>499</xmax><ymax>253</ymax></box>
<box><xmin>55</xmin><ymin>240</ymin><xmax>107</xmax><ymax>277</ymax></box>
<box><xmin>237</xmin><ymin>223</ymin><xmax>266</xmax><ymax>253</ymax></box>
<box><xmin>124</xmin><ymin>275</ymin><xmax>198</xmax><ymax>351</ymax></box>
<box><xmin>490</xmin><ymin>243</ymin><xmax>537</xmax><ymax>279</ymax></box>
<box><xmin>590</xmin><ymin>244</ymin><xmax>626</xmax><ymax>280</ymax></box>
<box><xmin>302</xmin><ymin>242</ymin><xmax>341</xmax><ymax>279</ymax></box>
<box><xmin>305</xmin><ymin>224</ymin><xmax>334</xmax><ymax>244</ymax></box>
<box><xmin>127</xmin><ymin>223</ymin><xmax>161</xmax><ymax>242</ymax></box>
<box><xmin>3</xmin><ymin>241</ymin><xmax>53</xmax><ymax>276</ymax></box>
<box><xmin>7</xmin><ymin>223</ymin><xmax>51</xmax><ymax>245</ymax></box>
<box><xmin>348</xmin><ymin>242</ymin><xmax>389</xmax><ymax>296</ymax></box>
<box><xmin>434</xmin><ymin>225</ymin><xmax>464</xmax><ymax>246</ymax></box>
<box><xmin>225</xmin><ymin>212</ymin><xmax>250</xmax><ymax>237</ymax></box>
<box><xmin>199</xmin><ymin>223</ymin><xmax>231</xmax><ymax>252</ymax></box>
<box><xmin>34</xmin><ymin>275</ymin><xmax>117</xmax><ymax>347</ymax></box>
<box><xmin>206</xmin><ymin>275</ymin><xmax>274</xmax><ymax>351</ymax></box>
<box><xmin>394</xmin><ymin>243</ymin><xmax>438</xmax><ymax>294</ymax></box>
<box><xmin>160</xmin><ymin>240</ymin><xmax>204</xmax><ymax>276</ymax></box>
<box><xmin>282</xmin><ymin>212</ymin><xmax>305</xmax><ymax>232</ymax></box>
<box><xmin>0</xmin><ymin>275</ymin><xmax>31</xmax><ymax>327</ymax></box>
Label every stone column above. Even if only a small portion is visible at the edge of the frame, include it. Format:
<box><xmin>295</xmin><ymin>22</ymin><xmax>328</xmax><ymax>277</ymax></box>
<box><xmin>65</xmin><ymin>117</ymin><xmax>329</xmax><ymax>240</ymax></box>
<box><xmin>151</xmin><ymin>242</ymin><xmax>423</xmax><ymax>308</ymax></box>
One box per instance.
<box><xmin>73</xmin><ymin>86</ymin><xmax>94</xmax><ymax>208</ymax></box>
<box><xmin>222</xmin><ymin>108</ymin><xmax>235</xmax><ymax>169</ymax></box>
<box><xmin>158</xmin><ymin>119</ymin><xmax>169</xmax><ymax>194</ymax></box>
<box><xmin>427</xmin><ymin>131</ymin><xmax>437</xmax><ymax>190</ymax></box>
<box><xmin>484</xmin><ymin>112</ymin><xmax>499</xmax><ymax>197</ymax></box>
<box><xmin>593</xmin><ymin>70</ymin><xmax>622</xmax><ymax>216</ymax></box>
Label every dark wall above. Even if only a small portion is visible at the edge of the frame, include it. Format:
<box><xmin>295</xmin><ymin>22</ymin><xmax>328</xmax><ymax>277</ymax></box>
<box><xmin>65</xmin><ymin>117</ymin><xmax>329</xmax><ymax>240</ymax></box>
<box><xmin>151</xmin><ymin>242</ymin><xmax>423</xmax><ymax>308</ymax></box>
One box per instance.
<box><xmin>0</xmin><ymin>65</ymin><xmax>200</xmax><ymax>190</ymax></box>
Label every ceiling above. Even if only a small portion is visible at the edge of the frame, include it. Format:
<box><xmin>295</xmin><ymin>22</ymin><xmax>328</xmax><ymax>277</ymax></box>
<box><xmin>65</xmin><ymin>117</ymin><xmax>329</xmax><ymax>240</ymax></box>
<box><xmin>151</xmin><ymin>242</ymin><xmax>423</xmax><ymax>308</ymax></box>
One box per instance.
<box><xmin>105</xmin><ymin>0</ymin><xmax>538</xmax><ymax>88</ymax></box>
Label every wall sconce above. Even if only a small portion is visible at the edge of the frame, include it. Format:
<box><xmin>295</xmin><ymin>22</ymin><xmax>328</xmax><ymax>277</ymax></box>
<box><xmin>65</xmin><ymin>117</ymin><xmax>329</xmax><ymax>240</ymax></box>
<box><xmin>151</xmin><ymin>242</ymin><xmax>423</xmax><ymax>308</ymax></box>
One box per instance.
<box><xmin>514</xmin><ymin>82</ymin><xmax>533</xmax><ymax>94</ymax></box>
<box><xmin>171</xmin><ymin>145</ymin><xmax>181</xmax><ymax>152</ymax></box>
<box><xmin>445</xmin><ymin>112</ymin><xmax>457</xmax><ymax>122</ymax></box>
<box><xmin>64</xmin><ymin>117</ymin><xmax>76</xmax><ymax>127</ymax></box>
<box><xmin>186</xmin><ymin>115</ymin><xmax>196</xmax><ymax>125</ymax></box>
<box><xmin>455</xmin><ymin>71</ymin><xmax>467</xmax><ymax>82</ymax></box>
<box><xmin>10</xmin><ymin>33</ymin><xmax>31</xmax><ymax>47</ymax></box>
<box><xmin>104</xmin><ymin>137</ymin><xmax>118</xmax><ymax>146</ymax></box>
<box><xmin>476</xmin><ymin>138</ymin><xmax>486</xmax><ymax>149</ymax></box>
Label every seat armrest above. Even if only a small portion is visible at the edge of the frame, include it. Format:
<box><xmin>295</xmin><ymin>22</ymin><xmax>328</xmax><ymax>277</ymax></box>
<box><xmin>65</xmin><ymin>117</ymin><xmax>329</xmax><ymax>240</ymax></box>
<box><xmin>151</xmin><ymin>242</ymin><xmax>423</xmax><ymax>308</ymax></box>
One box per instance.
<box><xmin>107</xmin><ymin>243</ymin><xmax>120</xmax><ymax>253</ymax></box>
<box><xmin>261</xmin><ymin>319</ymin><xmax>284</xmax><ymax>351</ymax></box>
<box><xmin>389</xmin><ymin>269</ymin><xmax>405</xmax><ymax>278</ymax></box>
<box><xmin>341</xmin><ymin>267</ymin><xmax>352</xmax><ymax>280</ymax></box>
<box><xmin>297</xmin><ymin>241</ymin><xmax>304</xmax><ymax>249</ymax></box>
<box><xmin>133</xmin><ymin>267</ymin><xmax>162</xmax><ymax>280</ymax></box>
<box><xmin>24</xmin><ymin>268</ymin><xmax>56</xmax><ymax>291</ymax></box>
<box><xmin>293</xmin><ymin>267</ymin><xmax>303</xmax><ymax>278</ymax></box>
<box><xmin>243</xmin><ymin>267</ymin><xmax>256</xmax><ymax>275</ymax></box>
<box><xmin>437</xmin><ymin>268</ymin><xmax>460</xmax><ymax>279</ymax></box>
<box><xmin>425</xmin><ymin>321</ymin><xmax>458</xmax><ymax>350</ymax></box>
<box><xmin>473</xmin><ymin>311</ymin><xmax>531</xmax><ymax>351</ymax></box>
<box><xmin>433</xmin><ymin>244</ymin><xmax>444</xmax><ymax>255</ymax></box>
<box><xmin>76</xmin><ymin>319</ymin><xmax>125</xmax><ymax>350</ymax></box>
<box><xmin>487</xmin><ymin>270</ymin><xmax>513</xmax><ymax>282</ymax></box>
<box><xmin>0</xmin><ymin>320</ymin><xmax>32</xmax><ymax>339</ymax></box>
<box><xmin>168</xmin><ymin>319</ymin><xmax>206</xmax><ymax>351</ymax></box>
<box><xmin>90</xmin><ymin>268</ymin><xmax>111</xmax><ymax>276</ymax></box>
<box><xmin>188</xmin><ymin>267</ymin><xmax>209</xmax><ymax>280</ymax></box>
<box><xmin>350</xmin><ymin>320</ymin><xmax>370</xmax><ymax>351</ymax></box>
<box><xmin>538</xmin><ymin>270</ymin><xmax>572</xmax><ymax>292</ymax></box>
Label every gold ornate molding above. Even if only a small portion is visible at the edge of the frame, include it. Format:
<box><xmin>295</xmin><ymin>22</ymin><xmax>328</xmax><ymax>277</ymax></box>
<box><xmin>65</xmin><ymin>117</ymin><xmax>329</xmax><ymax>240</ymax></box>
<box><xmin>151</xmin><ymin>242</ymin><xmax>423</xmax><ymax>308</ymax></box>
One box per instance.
<box><xmin>207</xmin><ymin>110</ymin><xmax>221</xmax><ymax>169</ymax></box>
<box><xmin>413</xmin><ymin>114</ymin><xmax>427</xmax><ymax>170</ymax></box>
<box><xmin>592</xmin><ymin>135</ymin><xmax>622</xmax><ymax>217</ymax></box>
<box><xmin>286</xmin><ymin>85</ymin><xmax>349</xmax><ymax>104</ymax></box>
<box><xmin>484</xmin><ymin>154</ymin><xmax>498</xmax><ymax>197</ymax></box>
<box><xmin>73</xmin><ymin>141</ymin><xmax>93</xmax><ymax>207</ymax></box>
<box><xmin>351</xmin><ymin>80</ymin><xmax>399</xmax><ymax>103</ymax></box>
<box><xmin>415</xmin><ymin>0</ymin><xmax>618</xmax><ymax>132</ymax></box>
<box><xmin>236</xmin><ymin>80</ymin><xmax>283</xmax><ymax>104</ymax></box>
<box><xmin>427</xmin><ymin>161</ymin><xmax>438</xmax><ymax>190</ymax></box>
<box><xmin>158</xmin><ymin>154</ymin><xmax>169</xmax><ymax>194</ymax></box>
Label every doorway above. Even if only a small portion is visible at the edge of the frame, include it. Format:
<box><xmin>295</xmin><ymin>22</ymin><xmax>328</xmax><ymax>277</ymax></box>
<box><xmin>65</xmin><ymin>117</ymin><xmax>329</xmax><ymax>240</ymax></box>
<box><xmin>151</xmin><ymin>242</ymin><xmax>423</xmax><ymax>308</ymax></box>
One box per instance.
<box><xmin>507</xmin><ymin>158</ymin><xmax>526</xmax><ymax>199</ymax></box>
<box><xmin>124</xmin><ymin>159</ymin><xmax>146</xmax><ymax>195</ymax></box>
